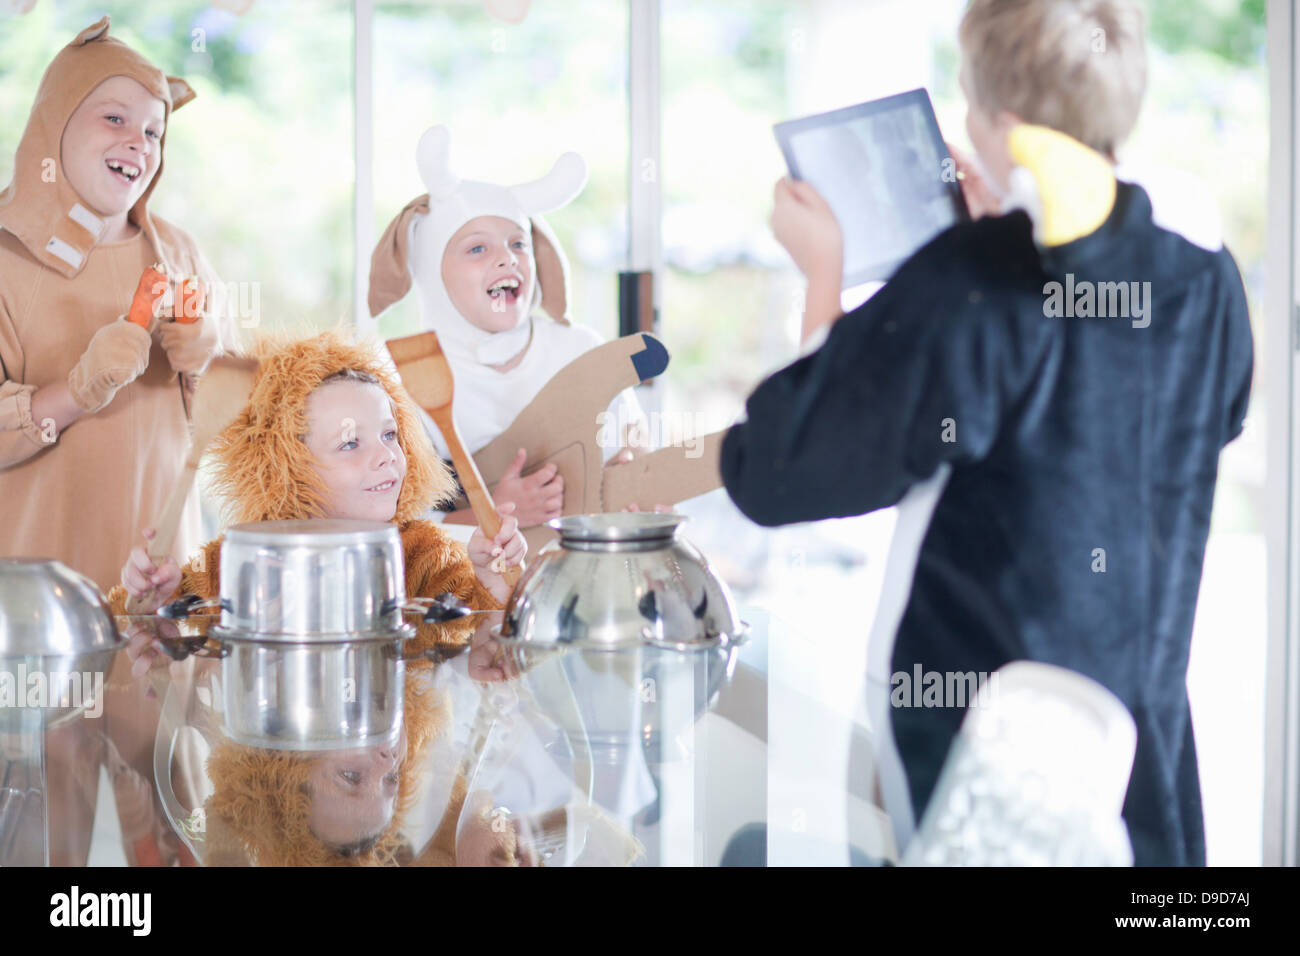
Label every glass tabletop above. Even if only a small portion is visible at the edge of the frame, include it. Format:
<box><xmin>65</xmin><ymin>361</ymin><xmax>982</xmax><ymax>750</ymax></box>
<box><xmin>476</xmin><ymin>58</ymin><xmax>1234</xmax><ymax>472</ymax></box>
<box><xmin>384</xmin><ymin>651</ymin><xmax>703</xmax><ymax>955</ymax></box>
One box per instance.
<box><xmin>0</xmin><ymin>606</ymin><xmax>893</xmax><ymax>867</ymax></box>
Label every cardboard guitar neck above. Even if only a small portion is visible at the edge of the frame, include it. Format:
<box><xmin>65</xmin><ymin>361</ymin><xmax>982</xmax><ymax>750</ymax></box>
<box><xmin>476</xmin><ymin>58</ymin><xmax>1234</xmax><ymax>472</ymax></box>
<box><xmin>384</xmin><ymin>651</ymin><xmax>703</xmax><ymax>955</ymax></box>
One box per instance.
<box><xmin>390</xmin><ymin>331</ymin><xmax>725</xmax><ymax>559</ymax></box>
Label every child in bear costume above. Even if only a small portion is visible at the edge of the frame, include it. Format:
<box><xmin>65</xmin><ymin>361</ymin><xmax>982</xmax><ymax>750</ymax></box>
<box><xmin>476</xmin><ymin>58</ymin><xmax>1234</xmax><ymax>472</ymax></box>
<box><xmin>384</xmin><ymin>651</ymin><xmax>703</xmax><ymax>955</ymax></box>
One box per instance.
<box><xmin>369</xmin><ymin>125</ymin><xmax>648</xmax><ymax>533</ymax></box>
<box><xmin>0</xmin><ymin>15</ymin><xmax>234</xmax><ymax>868</ymax></box>
<box><xmin>0</xmin><ymin>15</ymin><xmax>234</xmax><ymax>594</ymax></box>
<box><xmin>110</xmin><ymin>329</ymin><xmax>528</xmax><ymax>865</ymax></box>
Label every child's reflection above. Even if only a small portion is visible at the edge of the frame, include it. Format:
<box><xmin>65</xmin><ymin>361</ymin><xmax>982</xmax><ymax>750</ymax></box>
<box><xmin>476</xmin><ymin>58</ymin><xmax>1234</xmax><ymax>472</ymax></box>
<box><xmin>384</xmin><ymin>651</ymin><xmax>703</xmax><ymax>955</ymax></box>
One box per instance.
<box><xmin>201</xmin><ymin>666</ymin><xmax>447</xmax><ymax>867</ymax></box>
<box><xmin>304</xmin><ymin>733</ymin><xmax>404</xmax><ymax>857</ymax></box>
<box><xmin>195</xmin><ymin>615</ymin><xmax>539</xmax><ymax>866</ymax></box>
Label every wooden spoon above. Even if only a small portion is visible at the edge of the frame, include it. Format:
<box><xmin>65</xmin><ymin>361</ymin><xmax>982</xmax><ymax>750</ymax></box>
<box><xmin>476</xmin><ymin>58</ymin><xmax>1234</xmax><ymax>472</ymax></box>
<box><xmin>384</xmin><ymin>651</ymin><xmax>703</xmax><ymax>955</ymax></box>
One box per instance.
<box><xmin>125</xmin><ymin>356</ymin><xmax>259</xmax><ymax>614</ymax></box>
<box><xmin>386</xmin><ymin>331</ymin><xmax>521</xmax><ymax>590</ymax></box>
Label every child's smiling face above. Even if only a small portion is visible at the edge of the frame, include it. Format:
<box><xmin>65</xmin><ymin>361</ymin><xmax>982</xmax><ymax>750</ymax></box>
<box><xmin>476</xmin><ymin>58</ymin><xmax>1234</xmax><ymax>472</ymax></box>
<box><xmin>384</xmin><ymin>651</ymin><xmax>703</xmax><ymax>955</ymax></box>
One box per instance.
<box><xmin>304</xmin><ymin>380</ymin><xmax>407</xmax><ymax>523</ymax></box>
<box><xmin>60</xmin><ymin>75</ymin><xmax>166</xmax><ymax>234</ymax></box>
<box><xmin>441</xmin><ymin>215</ymin><xmax>536</xmax><ymax>334</ymax></box>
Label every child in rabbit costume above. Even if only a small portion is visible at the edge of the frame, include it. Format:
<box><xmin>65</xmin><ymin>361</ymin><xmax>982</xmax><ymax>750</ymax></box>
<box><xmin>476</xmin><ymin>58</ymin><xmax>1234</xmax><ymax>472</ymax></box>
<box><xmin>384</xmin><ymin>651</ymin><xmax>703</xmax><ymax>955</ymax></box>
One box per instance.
<box><xmin>369</xmin><ymin>126</ymin><xmax>650</xmax><ymax>536</ymax></box>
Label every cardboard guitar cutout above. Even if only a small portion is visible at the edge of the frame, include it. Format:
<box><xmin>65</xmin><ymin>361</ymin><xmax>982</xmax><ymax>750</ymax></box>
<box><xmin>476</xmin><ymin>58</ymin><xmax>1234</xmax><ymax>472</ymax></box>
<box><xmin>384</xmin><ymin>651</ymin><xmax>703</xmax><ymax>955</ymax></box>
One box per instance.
<box><xmin>389</xmin><ymin>331</ymin><xmax>725</xmax><ymax>558</ymax></box>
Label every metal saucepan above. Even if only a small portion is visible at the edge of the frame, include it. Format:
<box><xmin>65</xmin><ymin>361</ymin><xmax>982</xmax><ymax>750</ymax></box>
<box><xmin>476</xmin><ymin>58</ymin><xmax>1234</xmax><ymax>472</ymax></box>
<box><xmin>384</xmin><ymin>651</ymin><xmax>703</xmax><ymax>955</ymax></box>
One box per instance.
<box><xmin>219</xmin><ymin>519</ymin><xmax>407</xmax><ymax>640</ymax></box>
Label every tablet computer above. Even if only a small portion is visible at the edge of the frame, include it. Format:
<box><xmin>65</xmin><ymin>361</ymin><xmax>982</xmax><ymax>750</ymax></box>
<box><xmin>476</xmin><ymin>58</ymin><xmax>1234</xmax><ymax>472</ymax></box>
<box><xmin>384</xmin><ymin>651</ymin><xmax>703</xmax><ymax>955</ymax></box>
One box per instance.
<box><xmin>774</xmin><ymin>88</ymin><xmax>970</xmax><ymax>287</ymax></box>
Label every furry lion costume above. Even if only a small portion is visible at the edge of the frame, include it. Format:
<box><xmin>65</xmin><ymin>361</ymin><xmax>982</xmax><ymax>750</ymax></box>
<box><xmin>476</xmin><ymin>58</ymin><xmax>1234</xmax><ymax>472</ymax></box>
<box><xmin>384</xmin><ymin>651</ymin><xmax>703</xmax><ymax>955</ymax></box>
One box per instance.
<box><xmin>208</xmin><ymin>327</ymin><xmax>454</xmax><ymax>525</ymax></box>
<box><xmin>110</xmin><ymin>329</ymin><xmax>504</xmax><ymax>865</ymax></box>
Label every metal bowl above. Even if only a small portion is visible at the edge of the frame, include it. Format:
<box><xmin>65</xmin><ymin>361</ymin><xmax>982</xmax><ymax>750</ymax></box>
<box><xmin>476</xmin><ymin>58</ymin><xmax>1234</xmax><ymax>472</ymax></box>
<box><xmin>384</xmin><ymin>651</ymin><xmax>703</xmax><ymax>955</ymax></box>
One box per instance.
<box><xmin>220</xmin><ymin>519</ymin><xmax>407</xmax><ymax>640</ymax></box>
<box><xmin>0</xmin><ymin>559</ymin><xmax>124</xmax><ymax>731</ymax></box>
<box><xmin>499</xmin><ymin>513</ymin><xmax>746</xmax><ymax>652</ymax></box>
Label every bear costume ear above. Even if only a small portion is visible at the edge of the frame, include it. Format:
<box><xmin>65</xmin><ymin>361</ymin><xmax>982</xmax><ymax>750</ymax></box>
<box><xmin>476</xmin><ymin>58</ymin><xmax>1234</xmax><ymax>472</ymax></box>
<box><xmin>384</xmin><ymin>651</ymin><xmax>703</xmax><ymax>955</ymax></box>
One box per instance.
<box><xmin>73</xmin><ymin>15</ymin><xmax>111</xmax><ymax>45</ymax></box>
<box><xmin>369</xmin><ymin>194</ymin><xmax>431</xmax><ymax>317</ymax></box>
<box><xmin>168</xmin><ymin>76</ymin><xmax>197</xmax><ymax>111</ymax></box>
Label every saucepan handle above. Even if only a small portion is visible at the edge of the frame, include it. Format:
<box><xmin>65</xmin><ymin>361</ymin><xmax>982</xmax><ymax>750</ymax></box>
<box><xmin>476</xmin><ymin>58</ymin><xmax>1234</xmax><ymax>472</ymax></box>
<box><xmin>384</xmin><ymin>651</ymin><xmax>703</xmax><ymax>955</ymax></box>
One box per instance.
<box><xmin>159</xmin><ymin>595</ymin><xmax>228</xmax><ymax>619</ymax></box>
<box><xmin>385</xmin><ymin>593</ymin><xmax>497</xmax><ymax>625</ymax></box>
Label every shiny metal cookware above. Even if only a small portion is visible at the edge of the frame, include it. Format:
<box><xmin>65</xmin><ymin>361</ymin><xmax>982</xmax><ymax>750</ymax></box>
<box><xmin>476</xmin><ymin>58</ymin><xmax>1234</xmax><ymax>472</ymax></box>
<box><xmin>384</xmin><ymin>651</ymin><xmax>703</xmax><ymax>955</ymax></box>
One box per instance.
<box><xmin>0</xmin><ymin>559</ymin><xmax>124</xmax><ymax>733</ymax></box>
<box><xmin>178</xmin><ymin>520</ymin><xmax>420</xmax><ymax>751</ymax></box>
<box><xmin>215</xmin><ymin>638</ymin><xmax>406</xmax><ymax>752</ymax></box>
<box><xmin>216</xmin><ymin>519</ymin><xmax>411</xmax><ymax>639</ymax></box>
<box><xmin>499</xmin><ymin>513</ymin><xmax>748</xmax><ymax>652</ymax></box>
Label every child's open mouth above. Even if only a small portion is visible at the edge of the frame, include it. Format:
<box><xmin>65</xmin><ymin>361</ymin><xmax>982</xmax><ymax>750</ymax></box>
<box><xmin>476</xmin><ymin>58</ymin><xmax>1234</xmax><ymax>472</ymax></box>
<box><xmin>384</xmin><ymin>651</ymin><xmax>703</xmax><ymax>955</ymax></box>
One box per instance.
<box><xmin>486</xmin><ymin>276</ymin><xmax>522</xmax><ymax>305</ymax></box>
<box><xmin>105</xmin><ymin>158</ymin><xmax>141</xmax><ymax>185</ymax></box>
<box><xmin>366</xmin><ymin>479</ymin><xmax>398</xmax><ymax>493</ymax></box>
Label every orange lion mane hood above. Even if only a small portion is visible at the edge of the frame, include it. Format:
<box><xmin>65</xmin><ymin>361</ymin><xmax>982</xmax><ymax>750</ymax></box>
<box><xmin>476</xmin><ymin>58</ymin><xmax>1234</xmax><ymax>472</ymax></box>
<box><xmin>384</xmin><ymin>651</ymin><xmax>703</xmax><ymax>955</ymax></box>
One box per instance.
<box><xmin>208</xmin><ymin>328</ymin><xmax>456</xmax><ymax>525</ymax></box>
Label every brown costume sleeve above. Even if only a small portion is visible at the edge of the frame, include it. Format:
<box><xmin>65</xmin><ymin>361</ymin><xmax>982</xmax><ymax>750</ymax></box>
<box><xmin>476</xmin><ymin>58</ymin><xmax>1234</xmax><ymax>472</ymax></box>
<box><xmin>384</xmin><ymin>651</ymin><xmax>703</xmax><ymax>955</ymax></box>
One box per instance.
<box><xmin>400</xmin><ymin>521</ymin><xmax>503</xmax><ymax>653</ymax></box>
<box><xmin>402</xmin><ymin>521</ymin><xmax>500</xmax><ymax>608</ymax></box>
<box><xmin>0</xmin><ymin>301</ymin><xmax>48</xmax><ymax>466</ymax></box>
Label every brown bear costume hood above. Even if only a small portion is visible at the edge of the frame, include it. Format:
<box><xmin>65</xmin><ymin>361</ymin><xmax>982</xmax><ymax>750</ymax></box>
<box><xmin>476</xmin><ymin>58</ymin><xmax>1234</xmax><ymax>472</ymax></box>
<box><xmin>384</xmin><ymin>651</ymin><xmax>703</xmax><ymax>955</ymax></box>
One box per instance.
<box><xmin>0</xmin><ymin>16</ymin><xmax>196</xmax><ymax>277</ymax></box>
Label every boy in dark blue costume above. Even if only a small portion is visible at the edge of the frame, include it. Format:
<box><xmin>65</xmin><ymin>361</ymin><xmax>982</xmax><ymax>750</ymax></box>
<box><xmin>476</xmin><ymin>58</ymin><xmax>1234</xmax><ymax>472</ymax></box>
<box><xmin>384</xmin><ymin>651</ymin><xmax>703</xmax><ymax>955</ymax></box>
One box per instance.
<box><xmin>721</xmin><ymin>0</ymin><xmax>1253</xmax><ymax>866</ymax></box>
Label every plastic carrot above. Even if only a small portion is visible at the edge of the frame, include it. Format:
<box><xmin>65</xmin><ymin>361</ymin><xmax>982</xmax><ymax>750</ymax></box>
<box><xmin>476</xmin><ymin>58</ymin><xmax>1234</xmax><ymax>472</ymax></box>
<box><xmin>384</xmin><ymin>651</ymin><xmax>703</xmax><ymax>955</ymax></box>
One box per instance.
<box><xmin>127</xmin><ymin>263</ymin><xmax>169</xmax><ymax>327</ymax></box>
<box><xmin>173</xmin><ymin>275</ymin><xmax>204</xmax><ymax>324</ymax></box>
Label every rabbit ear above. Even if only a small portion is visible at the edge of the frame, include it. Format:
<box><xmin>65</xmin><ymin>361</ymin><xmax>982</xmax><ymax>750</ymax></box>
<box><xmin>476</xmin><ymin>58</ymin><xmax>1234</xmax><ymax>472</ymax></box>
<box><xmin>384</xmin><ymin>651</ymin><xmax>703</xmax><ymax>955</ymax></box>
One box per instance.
<box><xmin>510</xmin><ymin>152</ymin><xmax>587</xmax><ymax>214</ymax></box>
<box><xmin>368</xmin><ymin>194</ymin><xmax>430</xmax><ymax>317</ymax></box>
<box><xmin>531</xmin><ymin>215</ymin><xmax>571</xmax><ymax>324</ymax></box>
<box><xmin>415</xmin><ymin>126</ymin><xmax>460</xmax><ymax>201</ymax></box>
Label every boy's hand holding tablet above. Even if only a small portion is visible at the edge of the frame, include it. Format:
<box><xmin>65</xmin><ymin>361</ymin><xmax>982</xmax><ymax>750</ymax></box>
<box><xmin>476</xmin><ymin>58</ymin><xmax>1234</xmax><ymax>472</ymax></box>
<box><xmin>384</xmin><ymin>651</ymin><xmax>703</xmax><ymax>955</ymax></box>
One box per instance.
<box><xmin>771</xmin><ymin>89</ymin><xmax>972</xmax><ymax>342</ymax></box>
<box><xmin>770</xmin><ymin>177</ymin><xmax>844</xmax><ymax>344</ymax></box>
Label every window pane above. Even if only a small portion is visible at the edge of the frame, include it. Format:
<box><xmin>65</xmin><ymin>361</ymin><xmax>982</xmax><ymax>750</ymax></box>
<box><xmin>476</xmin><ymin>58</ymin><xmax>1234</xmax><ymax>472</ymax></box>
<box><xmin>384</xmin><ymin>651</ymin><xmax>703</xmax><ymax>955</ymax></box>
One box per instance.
<box><xmin>661</xmin><ymin>0</ymin><xmax>1269</xmax><ymax>867</ymax></box>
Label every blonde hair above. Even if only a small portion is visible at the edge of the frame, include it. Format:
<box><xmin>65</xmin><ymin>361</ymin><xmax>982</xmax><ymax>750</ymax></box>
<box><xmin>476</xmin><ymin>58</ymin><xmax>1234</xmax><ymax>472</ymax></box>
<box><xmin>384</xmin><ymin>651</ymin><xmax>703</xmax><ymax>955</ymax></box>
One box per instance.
<box><xmin>959</xmin><ymin>0</ymin><xmax>1146</xmax><ymax>156</ymax></box>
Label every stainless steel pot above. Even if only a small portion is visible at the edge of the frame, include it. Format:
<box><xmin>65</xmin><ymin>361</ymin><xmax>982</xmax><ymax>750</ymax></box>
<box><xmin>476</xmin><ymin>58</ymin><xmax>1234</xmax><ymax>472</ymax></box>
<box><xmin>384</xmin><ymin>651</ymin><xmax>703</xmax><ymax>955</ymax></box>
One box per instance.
<box><xmin>216</xmin><ymin>637</ymin><xmax>406</xmax><ymax>752</ymax></box>
<box><xmin>204</xmin><ymin>520</ymin><xmax>411</xmax><ymax>750</ymax></box>
<box><xmin>499</xmin><ymin>513</ymin><xmax>747</xmax><ymax>652</ymax></box>
<box><xmin>219</xmin><ymin>519</ymin><xmax>408</xmax><ymax>639</ymax></box>
<box><xmin>0</xmin><ymin>559</ymin><xmax>123</xmax><ymax>733</ymax></box>
<box><xmin>170</xmin><ymin>519</ymin><xmax>443</xmax><ymax>752</ymax></box>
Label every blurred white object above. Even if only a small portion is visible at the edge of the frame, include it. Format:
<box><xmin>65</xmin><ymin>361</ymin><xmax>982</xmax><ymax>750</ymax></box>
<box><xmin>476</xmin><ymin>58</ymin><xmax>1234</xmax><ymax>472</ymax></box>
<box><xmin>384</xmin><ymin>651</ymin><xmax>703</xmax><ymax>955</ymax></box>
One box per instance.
<box><xmin>902</xmin><ymin>661</ymin><xmax>1136</xmax><ymax>867</ymax></box>
<box><xmin>483</xmin><ymin>0</ymin><xmax>532</xmax><ymax>24</ymax></box>
<box><xmin>1114</xmin><ymin>160</ymin><xmax>1223</xmax><ymax>252</ymax></box>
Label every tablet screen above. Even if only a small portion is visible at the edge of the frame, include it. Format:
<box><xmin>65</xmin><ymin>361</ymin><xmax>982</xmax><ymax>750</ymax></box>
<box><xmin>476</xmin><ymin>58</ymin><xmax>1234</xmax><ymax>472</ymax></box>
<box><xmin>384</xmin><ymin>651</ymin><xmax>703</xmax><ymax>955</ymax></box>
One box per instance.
<box><xmin>774</xmin><ymin>89</ymin><xmax>969</xmax><ymax>287</ymax></box>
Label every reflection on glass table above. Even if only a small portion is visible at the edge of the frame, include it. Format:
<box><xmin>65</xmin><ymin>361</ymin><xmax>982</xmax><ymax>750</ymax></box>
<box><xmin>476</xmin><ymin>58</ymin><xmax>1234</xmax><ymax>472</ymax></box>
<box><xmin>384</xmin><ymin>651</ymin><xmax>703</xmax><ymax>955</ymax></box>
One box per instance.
<box><xmin>3</xmin><ymin>604</ymin><xmax>903</xmax><ymax>867</ymax></box>
<box><xmin>137</xmin><ymin>612</ymin><xmax>754</xmax><ymax>866</ymax></box>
